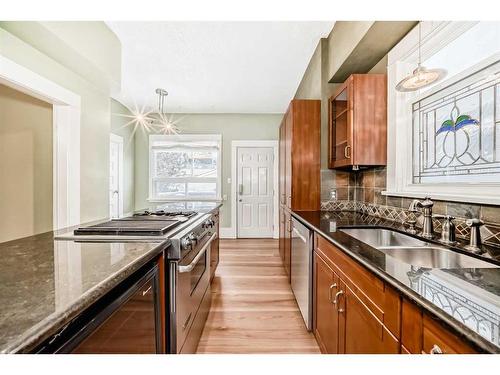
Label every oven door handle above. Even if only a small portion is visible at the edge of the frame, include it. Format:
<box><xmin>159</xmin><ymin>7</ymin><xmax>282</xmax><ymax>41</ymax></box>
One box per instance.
<box><xmin>178</xmin><ymin>233</ymin><xmax>216</xmax><ymax>273</ymax></box>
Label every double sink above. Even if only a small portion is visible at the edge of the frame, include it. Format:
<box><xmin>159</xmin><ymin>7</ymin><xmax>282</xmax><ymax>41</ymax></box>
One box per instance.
<box><xmin>340</xmin><ymin>228</ymin><xmax>498</xmax><ymax>269</ymax></box>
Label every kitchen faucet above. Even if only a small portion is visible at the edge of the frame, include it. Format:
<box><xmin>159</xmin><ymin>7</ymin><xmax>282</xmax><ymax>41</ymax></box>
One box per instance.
<box><xmin>408</xmin><ymin>197</ymin><xmax>434</xmax><ymax>239</ymax></box>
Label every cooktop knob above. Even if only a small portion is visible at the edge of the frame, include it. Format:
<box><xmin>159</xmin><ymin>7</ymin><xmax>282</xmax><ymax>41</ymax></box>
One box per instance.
<box><xmin>181</xmin><ymin>237</ymin><xmax>192</xmax><ymax>250</ymax></box>
<box><xmin>188</xmin><ymin>232</ymin><xmax>198</xmax><ymax>244</ymax></box>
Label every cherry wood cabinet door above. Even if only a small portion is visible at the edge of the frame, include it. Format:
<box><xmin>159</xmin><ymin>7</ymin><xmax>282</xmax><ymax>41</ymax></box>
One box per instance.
<box><xmin>314</xmin><ymin>253</ymin><xmax>340</xmax><ymax>354</ymax></box>
<box><xmin>283</xmin><ymin>210</ymin><xmax>291</xmax><ymax>277</ymax></box>
<box><xmin>279</xmin><ymin>121</ymin><xmax>286</xmax><ymax>206</ymax></box>
<box><xmin>343</xmin><ymin>284</ymin><xmax>399</xmax><ymax>354</ymax></box>
<box><xmin>278</xmin><ymin>207</ymin><xmax>285</xmax><ymax>261</ymax></box>
<box><xmin>284</xmin><ymin>109</ymin><xmax>293</xmax><ymax>209</ymax></box>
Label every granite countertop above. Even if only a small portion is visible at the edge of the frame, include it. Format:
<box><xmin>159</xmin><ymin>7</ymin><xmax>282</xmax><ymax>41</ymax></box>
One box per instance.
<box><xmin>292</xmin><ymin>210</ymin><xmax>500</xmax><ymax>353</ymax></box>
<box><xmin>0</xmin><ymin>232</ymin><xmax>168</xmax><ymax>353</ymax></box>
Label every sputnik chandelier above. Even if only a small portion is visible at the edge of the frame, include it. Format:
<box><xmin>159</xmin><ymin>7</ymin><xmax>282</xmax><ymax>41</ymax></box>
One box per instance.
<box><xmin>115</xmin><ymin>88</ymin><xmax>182</xmax><ymax>139</ymax></box>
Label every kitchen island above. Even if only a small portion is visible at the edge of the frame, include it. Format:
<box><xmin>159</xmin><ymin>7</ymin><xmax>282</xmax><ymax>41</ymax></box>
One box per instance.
<box><xmin>292</xmin><ymin>210</ymin><xmax>500</xmax><ymax>354</ymax></box>
<box><xmin>0</xmin><ymin>230</ymin><xmax>167</xmax><ymax>353</ymax></box>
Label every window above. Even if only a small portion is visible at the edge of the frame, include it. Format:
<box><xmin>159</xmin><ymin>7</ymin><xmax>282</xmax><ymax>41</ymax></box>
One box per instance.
<box><xmin>149</xmin><ymin>134</ymin><xmax>221</xmax><ymax>200</ymax></box>
<box><xmin>387</xmin><ymin>22</ymin><xmax>500</xmax><ymax>204</ymax></box>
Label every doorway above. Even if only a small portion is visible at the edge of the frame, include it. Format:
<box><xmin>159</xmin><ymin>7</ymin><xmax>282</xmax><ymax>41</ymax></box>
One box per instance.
<box><xmin>232</xmin><ymin>141</ymin><xmax>278</xmax><ymax>238</ymax></box>
<box><xmin>110</xmin><ymin>134</ymin><xmax>124</xmax><ymax>219</ymax></box>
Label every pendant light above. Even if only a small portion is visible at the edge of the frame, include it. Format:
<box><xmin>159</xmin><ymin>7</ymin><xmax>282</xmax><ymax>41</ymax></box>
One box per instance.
<box><xmin>155</xmin><ymin>88</ymin><xmax>180</xmax><ymax>135</ymax></box>
<box><xmin>396</xmin><ymin>22</ymin><xmax>446</xmax><ymax>92</ymax></box>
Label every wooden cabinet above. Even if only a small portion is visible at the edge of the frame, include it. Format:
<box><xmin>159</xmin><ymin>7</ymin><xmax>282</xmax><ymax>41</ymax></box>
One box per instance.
<box><xmin>210</xmin><ymin>209</ymin><xmax>220</xmax><ymax>282</ymax></box>
<box><xmin>278</xmin><ymin>100</ymin><xmax>320</xmax><ymax>277</ymax></box>
<box><xmin>313</xmin><ymin>234</ymin><xmax>400</xmax><ymax>354</ymax></box>
<box><xmin>283</xmin><ymin>210</ymin><xmax>292</xmax><ymax>277</ymax></box>
<box><xmin>328</xmin><ymin>74</ymin><xmax>387</xmax><ymax>169</ymax></box>
<box><xmin>401</xmin><ymin>299</ymin><xmax>478</xmax><ymax>354</ymax></box>
<box><xmin>343</xmin><ymin>284</ymin><xmax>399</xmax><ymax>354</ymax></box>
<box><xmin>314</xmin><ymin>253</ymin><xmax>341</xmax><ymax>353</ymax></box>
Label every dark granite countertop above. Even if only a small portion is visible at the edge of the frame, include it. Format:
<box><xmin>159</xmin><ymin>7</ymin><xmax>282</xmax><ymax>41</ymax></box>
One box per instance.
<box><xmin>0</xmin><ymin>232</ymin><xmax>168</xmax><ymax>353</ymax></box>
<box><xmin>292</xmin><ymin>210</ymin><xmax>500</xmax><ymax>353</ymax></box>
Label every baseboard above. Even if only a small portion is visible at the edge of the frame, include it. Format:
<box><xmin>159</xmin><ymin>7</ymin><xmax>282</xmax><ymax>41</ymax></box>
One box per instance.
<box><xmin>220</xmin><ymin>227</ymin><xmax>236</xmax><ymax>239</ymax></box>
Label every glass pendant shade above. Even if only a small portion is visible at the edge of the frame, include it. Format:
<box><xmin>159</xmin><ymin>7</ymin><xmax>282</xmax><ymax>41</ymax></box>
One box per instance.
<box><xmin>396</xmin><ymin>65</ymin><xmax>447</xmax><ymax>92</ymax></box>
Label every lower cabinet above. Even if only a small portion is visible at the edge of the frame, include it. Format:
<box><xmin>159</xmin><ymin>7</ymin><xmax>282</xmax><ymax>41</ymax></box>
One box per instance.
<box><xmin>314</xmin><ymin>253</ymin><xmax>340</xmax><ymax>353</ymax></box>
<box><xmin>279</xmin><ymin>207</ymin><xmax>285</xmax><ymax>261</ymax></box>
<box><xmin>343</xmin><ymin>284</ymin><xmax>399</xmax><ymax>354</ymax></box>
<box><xmin>313</xmin><ymin>234</ymin><xmax>400</xmax><ymax>354</ymax></box>
<box><xmin>401</xmin><ymin>299</ymin><xmax>478</xmax><ymax>354</ymax></box>
<box><xmin>313</xmin><ymin>233</ymin><xmax>480</xmax><ymax>354</ymax></box>
<box><xmin>283</xmin><ymin>209</ymin><xmax>292</xmax><ymax>280</ymax></box>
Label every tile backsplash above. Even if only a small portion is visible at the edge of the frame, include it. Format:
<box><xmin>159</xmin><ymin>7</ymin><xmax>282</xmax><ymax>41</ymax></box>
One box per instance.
<box><xmin>320</xmin><ymin>167</ymin><xmax>500</xmax><ymax>248</ymax></box>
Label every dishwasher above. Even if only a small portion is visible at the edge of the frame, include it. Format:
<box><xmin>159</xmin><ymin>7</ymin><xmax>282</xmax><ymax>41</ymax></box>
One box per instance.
<box><xmin>290</xmin><ymin>217</ymin><xmax>313</xmax><ymax>331</ymax></box>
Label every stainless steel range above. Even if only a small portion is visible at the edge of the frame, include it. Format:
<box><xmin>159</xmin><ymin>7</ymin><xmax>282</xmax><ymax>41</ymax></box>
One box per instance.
<box><xmin>55</xmin><ymin>209</ymin><xmax>217</xmax><ymax>354</ymax></box>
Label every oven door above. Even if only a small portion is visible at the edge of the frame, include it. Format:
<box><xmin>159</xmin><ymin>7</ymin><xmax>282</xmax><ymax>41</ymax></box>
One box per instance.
<box><xmin>175</xmin><ymin>233</ymin><xmax>215</xmax><ymax>353</ymax></box>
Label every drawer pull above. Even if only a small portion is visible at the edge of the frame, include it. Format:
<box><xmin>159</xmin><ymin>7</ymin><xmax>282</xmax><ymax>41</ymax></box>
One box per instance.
<box><xmin>334</xmin><ymin>290</ymin><xmax>344</xmax><ymax>312</ymax></box>
<box><xmin>328</xmin><ymin>283</ymin><xmax>337</xmax><ymax>303</ymax></box>
<box><xmin>430</xmin><ymin>344</ymin><xmax>443</xmax><ymax>354</ymax></box>
<box><xmin>344</xmin><ymin>145</ymin><xmax>351</xmax><ymax>159</ymax></box>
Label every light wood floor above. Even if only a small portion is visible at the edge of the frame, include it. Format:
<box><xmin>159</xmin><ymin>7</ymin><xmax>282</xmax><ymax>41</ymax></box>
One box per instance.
<box><xmin>197</xmin><ymin>239</ymin><xmax>320</xmax><ymax>354</ymax></box>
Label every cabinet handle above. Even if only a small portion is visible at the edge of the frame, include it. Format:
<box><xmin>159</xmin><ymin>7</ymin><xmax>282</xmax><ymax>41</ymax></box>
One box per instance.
<box><xmin>328</xmin><ymin>283</ymin><xmax>337</xmax><ymax>303</ymax></box>
<box><xmin>430</xmin><ymin>344</ymin><xmax>443</xmax><ymax>354</ymax></box>
<box><xmin>344</xmin><ymin>145</ymin><xmax>351</xmax><ymax>159</ymax></box>
<box><xmin>334</xmin><ymin>290</ymin><xmax>345</xmax><ymax>312</ymax></box>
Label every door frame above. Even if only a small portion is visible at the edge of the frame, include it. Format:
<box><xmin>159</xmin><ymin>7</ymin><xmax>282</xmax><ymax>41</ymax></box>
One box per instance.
<box><xmin>230</xmin><ymin>140</ymin><xmax>279</xmax><ymax>239</ymax></box>
<box><xmin>110</xmin><ymin>133</ymin><xmax>124</xmax><ymax>218</ymax></box>
<box><xmin>0</xmin><ymin>55</ymin><xmax>81</xmax><ymax>230</ymax></box>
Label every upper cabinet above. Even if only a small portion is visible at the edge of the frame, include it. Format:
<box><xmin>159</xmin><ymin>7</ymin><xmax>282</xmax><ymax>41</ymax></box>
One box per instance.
<box><xmin>279</xmin><ymin>99</ymin><xmax>321</xmax><ymax>211</ymax></box>
<box><xmin>328</xmin><ymin>74</ymin><xmax>387</xmax><ymax>170</ymax></box>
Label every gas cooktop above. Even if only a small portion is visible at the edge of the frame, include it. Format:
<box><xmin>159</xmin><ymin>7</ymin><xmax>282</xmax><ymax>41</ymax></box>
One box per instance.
<box><xmin>73</xmin><ymin>211</ymin><xmax>198</xmax><ymax>236</ymax></box>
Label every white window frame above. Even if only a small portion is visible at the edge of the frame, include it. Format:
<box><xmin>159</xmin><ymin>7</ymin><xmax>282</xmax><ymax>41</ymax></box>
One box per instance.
<box><xmin>385</xmin><ymin>21</ymin><xmax>500</xmax><ymax>205</ymax></box>
<box><xmin>148</xmin><ymin>134</ymin><xmax>222</xmax><ymax>202</ymax></box>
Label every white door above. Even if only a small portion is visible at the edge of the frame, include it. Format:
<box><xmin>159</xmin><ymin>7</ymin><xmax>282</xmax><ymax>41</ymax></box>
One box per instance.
<box><xmin>237</xmin><ymin>147</ymin><xmax>274</xmax><ymax>238</ymax></box>
<box><xmin>109</xmin><ymin>134</ymin><xmax>124</xmax><ymax>219</ymax></box>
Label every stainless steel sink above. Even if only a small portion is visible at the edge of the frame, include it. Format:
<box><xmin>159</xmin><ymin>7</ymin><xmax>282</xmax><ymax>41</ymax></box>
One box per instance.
<box><xmin>340</xmin><ymin>228</ymin><xmax>428</xmax><ymax>248</ymax></box>
<box><xmin>340</xmin><ymin>228</ymin><xmax>498</xmax><ymax>269</ymax></box>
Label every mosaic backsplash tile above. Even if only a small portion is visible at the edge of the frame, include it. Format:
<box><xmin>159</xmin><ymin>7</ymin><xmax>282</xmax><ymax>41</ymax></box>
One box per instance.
<box><xmin>321</xmin><ymin>167</ymin><xmax>500</xmax><ymax>248</ymax></box>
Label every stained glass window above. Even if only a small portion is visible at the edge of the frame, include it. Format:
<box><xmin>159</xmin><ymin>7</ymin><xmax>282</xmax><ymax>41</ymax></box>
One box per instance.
<box><xmin>412</xmin><ymin>59</ymin><xmax>500</xmax><ymax>183</ymax></box>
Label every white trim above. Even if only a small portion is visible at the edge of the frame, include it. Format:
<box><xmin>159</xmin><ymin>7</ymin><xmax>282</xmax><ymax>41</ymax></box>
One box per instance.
<box><xmin>231</xmin><ymin>140</ymin><xmax>279</xmax><ymax>239</ymax></box>
<box><xmin>386</xmin><ymin>21</ymin><xmax>500</xmax><ymax>205</ymax></box>
<box><xmin>0</xmin><ymin>55</ymin><xmax>81</xmax><ymax>229</ymax></box>
<box><xmin>110</xmin><ymin>133</ymin><xmax>125</xmax><ymax>218</ymax></box>
<box><xmin>148</xmin><ymin>134</ymin><xmax>222</xmax><ymax>201</ymax></box>
<box><xmin>219</xmin><ymin>227</ymin><xmax>236</xmax><ymax>239</ymax></box>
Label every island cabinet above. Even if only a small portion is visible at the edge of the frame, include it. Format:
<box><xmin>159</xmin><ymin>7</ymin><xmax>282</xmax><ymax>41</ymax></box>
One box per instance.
<box><xmin>278</xmin><ymin>99</ymin><xmax>321</xmax><ymax>278</ymax></box>
<box><xmin>328</xmin><ymin>74</ymin><xmax>387</xmax><ymax>169</ymax></box>
<box><xmin>401</xmin><ymin>299</ymin><xmax>478</xmax><ymax>354</ymax></box>
<box><xmin>313</xmin><ymin>234</ymin><xmax>401</xmax><ymax>354</ymax></box>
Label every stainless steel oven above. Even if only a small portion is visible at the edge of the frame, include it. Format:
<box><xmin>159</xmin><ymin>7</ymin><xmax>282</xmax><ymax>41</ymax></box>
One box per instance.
<box><xmin>168</xmin><ymin>216</ymin><xmax>216</xmax><ymax>353</ymax></box>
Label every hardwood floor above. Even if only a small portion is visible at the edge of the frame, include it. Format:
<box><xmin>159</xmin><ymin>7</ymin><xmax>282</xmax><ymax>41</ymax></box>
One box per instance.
<box><xmin>197</xmin><ymin>239</ymin><xmax>320</xmax><ymax>354</ymax></box>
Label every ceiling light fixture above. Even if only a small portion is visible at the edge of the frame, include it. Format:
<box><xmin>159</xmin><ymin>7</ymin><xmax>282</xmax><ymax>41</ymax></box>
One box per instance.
<box><xmin>155</xmin><ymin>88</ymin><xmax>180</xmax><ymax>135</ymax></box>
<box><xmin>395</xmin><ymin>22</ymin><xmax>447</xmax><ymax>92</ymax></box>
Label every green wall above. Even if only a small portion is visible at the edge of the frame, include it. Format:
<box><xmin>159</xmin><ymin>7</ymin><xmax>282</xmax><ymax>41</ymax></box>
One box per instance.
<box><xmin>134</xmin><ymin>113</ymin><xmax>282</xmax><ymax>228</ymax></box>
<box><xmin>110</xmin><ymin>99</ymin><xmax>136</xmax><ymax>215</ymax></box>
<box><xmin>0</xmin><ymin>84</ymin><xmax>53</xmax><ymax>242</ymax></box>
<box><xmin>0</xmin><ymin>22</ymin><xmax>122</xmax><ymax>223</ymax></box>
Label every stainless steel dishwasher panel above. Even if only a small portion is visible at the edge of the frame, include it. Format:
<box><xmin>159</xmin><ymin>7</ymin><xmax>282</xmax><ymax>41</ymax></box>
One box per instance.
<box><xmin>290</xmin><ymin>218</ymin><xmax>313</xmax><ymax>331</ymax></box>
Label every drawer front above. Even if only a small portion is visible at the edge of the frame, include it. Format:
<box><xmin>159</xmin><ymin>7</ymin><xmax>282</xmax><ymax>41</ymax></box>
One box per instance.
<box><xmin>422</xmin><ymin>315</ymin><xmax>477</xmax><ymax>354</ymax></box>
<box><xmin>315</xmin><ymin>234</ymin><xmax>400</xmax><ymax>337</ymax></box>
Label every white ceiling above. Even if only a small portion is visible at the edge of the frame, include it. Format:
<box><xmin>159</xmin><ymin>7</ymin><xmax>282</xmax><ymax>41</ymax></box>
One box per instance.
<box><xmin>107</xmin><ymin>22</ymin><xmax>334</xmax><ymax>113</ymax></box>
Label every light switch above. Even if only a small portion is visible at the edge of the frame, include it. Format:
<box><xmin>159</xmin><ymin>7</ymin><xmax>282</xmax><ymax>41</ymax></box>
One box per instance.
<box><xmin>227</xmin><ymin>178</ymin><xmax>231</xmax><ymax>183</ymax></box>
<box><xmin>223</xmin><ymin>194</ymin><xmax>227</xmax><ymax>201</ymax></box>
